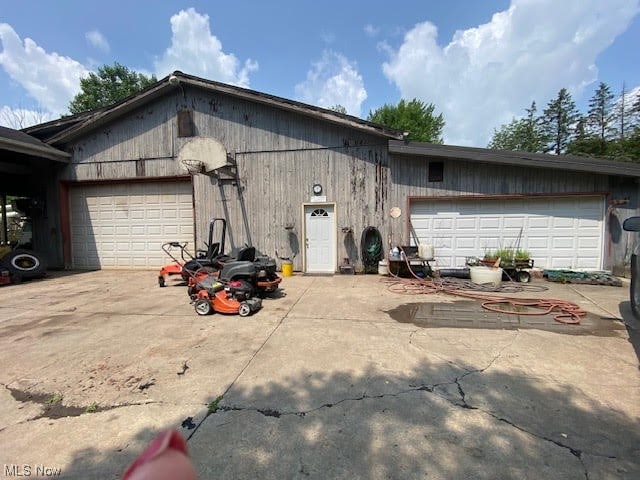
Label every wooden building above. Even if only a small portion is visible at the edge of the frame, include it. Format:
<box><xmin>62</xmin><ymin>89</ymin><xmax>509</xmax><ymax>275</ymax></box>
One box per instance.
<box><xmin>17</xmin><ymin>71</ymin><xmax>640</xmax><ymax>275</ymax></box>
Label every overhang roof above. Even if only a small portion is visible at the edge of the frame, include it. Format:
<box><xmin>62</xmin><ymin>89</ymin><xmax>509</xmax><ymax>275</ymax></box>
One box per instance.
<box><xmin>39</xmin><ymin>71</ymin><xmax>403</xmax><ymax>145</ymax></box>
<box><xmin>389</xmin><ymin>140</ymin><xmax>640</xmax><ymax>178</ymax></box>
<box><xmin>0</xmin><ymin>126</ymin><xmax>70</xmax><ymax>162</ymax></box>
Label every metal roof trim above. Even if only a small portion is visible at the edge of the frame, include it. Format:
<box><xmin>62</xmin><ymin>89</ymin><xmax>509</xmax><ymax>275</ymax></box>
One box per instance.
<box><xmin>389</xmin><ymin>140</ymin><xmax>640</xmax><ymax>177</ymax></box>
<box><xmin>47</xmin><ymin>72</ymin><xmax>403</xmax><ymax>145</ymax></box>
<box><xmin>0</xmin><ymin>133</ymin><xmax>70</xmax><ymax>162</ymax></box>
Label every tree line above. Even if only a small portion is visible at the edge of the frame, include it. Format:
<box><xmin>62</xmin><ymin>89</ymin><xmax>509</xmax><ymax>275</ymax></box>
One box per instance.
<box><xmin>488</xmin><ymin>83</ymin><xmax>640</xmax><ymax>161</ymax></box>
<box><xmin>10</xmin><ymin>60</ymin><xmax>639</xmax><ymax>164</ymax></box>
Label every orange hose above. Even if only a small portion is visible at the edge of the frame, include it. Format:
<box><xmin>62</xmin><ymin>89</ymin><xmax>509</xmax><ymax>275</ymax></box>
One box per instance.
<box><xmin>384</xmin><ymin>251</ymin><xmax>585</xmax><ymax>325</ymax></box>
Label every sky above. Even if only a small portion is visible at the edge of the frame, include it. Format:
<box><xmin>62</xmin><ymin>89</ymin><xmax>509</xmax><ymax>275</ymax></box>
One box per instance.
<box><xmin>1</xmin><ymin>0</ymin><xmax>639</xmax><ymax>147</ymax></box>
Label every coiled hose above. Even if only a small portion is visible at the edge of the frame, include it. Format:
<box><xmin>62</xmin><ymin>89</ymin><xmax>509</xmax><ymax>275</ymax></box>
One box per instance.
<box><xmin>384</xmin><ymin>248</ymin><xmax>586</xmax><ymax>325</ymax></box>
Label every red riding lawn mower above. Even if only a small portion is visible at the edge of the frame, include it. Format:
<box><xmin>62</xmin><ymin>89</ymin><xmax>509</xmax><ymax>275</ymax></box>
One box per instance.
<box><xmin>158</xmin><ymin>218</ymin><xmax>282</xmax><ymax>296</ymax></box>
<box><xmin>160</xmin><ymin>241</ymin><xmax>264</xmax><ymax>317</ymax></box>
<box><xmin>158</xmin><ymin>218</ymin><xmax>282</xmax><ymax>316</ymax></box>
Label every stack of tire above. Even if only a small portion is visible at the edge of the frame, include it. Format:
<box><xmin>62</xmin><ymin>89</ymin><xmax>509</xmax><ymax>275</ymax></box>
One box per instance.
<box><xmin>0</xmin><ymin>248</ymin><xmax>46</xmax><ymax>284</ymax></box>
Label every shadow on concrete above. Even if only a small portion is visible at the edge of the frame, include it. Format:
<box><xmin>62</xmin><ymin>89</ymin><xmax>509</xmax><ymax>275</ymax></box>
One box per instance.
<box><xmin>59</xmin><ymin>427</ymin><xmax>157</xmax><ymax>480</ymax></box>
<box><xmin>56</xmin><ymin>360</ymin><xmax>640</xmax><ymax>478</ymax></box>
<box><xmin>66</xmin><ymin>365</ymin><xmax>624</xmax><ymax>479</ymax></box>
<box><xmin>174</xmin><ymin>362</ymin><xmax>640</xmax><ymax>479</ymax></box>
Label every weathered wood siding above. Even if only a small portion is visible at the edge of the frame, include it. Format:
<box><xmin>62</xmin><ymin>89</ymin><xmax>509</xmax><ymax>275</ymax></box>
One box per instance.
<box><xmin>59</xmin><ymin>86</ymin><xmax>390</xmax><ymax>271</ymax></box>
<box><xmin>58</xmin><ymin>84</ymin><xmax>637</xmax><ymax>272</ymax></box>
<box><xmin>192</xmin><ymin>145</ymin><xmax>389</xmax><ymax>270</ymax></box>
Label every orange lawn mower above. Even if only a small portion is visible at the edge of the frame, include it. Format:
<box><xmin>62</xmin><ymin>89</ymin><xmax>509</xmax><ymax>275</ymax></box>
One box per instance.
<box><xmin>159</xmin><ymin>241</ymin><xmax>262</xmax><ymax>317</ymax></box>
<box><xmin>190</xmin><ymin>276</ymin><xmax>262</xmax><ymax>317</ymax></box>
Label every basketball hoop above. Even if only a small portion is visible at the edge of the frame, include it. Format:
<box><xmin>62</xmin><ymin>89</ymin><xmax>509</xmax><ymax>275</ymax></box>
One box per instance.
<box><xmin>180</xmin><ymin>159</ymin><xmax>204</xmax><ymax>175</ymax></box>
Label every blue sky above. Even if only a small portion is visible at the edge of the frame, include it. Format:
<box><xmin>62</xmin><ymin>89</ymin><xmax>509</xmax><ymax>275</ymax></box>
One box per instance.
<box><xmin>1</xmin><ymin>0</ymin><xmax>639</xmax><ymax>146</ymax></box>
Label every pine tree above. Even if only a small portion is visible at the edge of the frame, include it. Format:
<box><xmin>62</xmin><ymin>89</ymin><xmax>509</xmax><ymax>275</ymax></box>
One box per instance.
<box><xmin>487</xmin><ymin>101</ymin><xmax>545</xmax><ymax>152</ymax></box>
<box><xmin>521</xmin><ymin>101</ymin><xmax>546</xmax><ymax>152</ymax></box>
<box><xmin>586</xmin><ymin>82</ymin><xmax>615</xmax><ymax>141</ymax></box>
<box><xmin>540</xmin><ymin>88</ymin><xmax>580</xmax><ymax>154</ymax></box>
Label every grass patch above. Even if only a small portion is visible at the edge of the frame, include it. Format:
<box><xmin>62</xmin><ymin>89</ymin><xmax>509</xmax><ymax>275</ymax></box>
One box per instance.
<box><xmin>85</xmin><ymin>403</ymin><xmax>99</xmax><ymax>413</ymax></box>
<box><xmin>207</xmin><ymin>395</ymin><xmax>223</xmax><ymax>414</ymax></box>
<box><xmin>46</xmin><ymin>393</ymin><xmax>63</xmax><ymax>405</ymax></box>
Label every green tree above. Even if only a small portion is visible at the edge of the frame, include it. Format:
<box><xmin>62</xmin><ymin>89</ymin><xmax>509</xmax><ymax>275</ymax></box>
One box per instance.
<box><xmin>367</xmin><ymin>99</ymin><xmax>445</xmax><ymax>143</ymax></box>
<box><xmin>329</xmin><ymin>104</ymin><xmax>348</xmax><ymax>114</ymax></box>
<box><xmin>488</xmin><ymin>118</ymin><xmax>521</xmax><ymax>150</ymax></box>
<box><xmin>567</xmin><ymin>115</ymin><xmax>608</xmax><ymax>157</ymax></box>
<box><xmin>586</xmin><ymin>82</ymin><xmax>616</xmax><ymax>141</ymax></box>
<box><xmin>540</xmin><ymin>88</ymin><xmax>580</xmax><ymax>154</ymax></box>
<box><xmin>68</xmin><ymin>62</ymin><xmax>157</xmax><ymax>114</ymax></box>
<box><xmin>488</xmin><ymin>101</ymin><xmax>545</xmax><ymax>152</ymax></box>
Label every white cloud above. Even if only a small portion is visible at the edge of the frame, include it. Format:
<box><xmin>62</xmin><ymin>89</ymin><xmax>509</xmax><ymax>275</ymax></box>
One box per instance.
<box><xmin>154</xmin><ymin>8</ymin><xmax>258</xmax><ymax>87</ymax></box>
<box><xmin>382</xmin><ymin>0</ymin><xmax>640</xmax><ymax>147</ymax></box>
<box><xmin>85</xmin><ymin>30</ymin><xmax>110</xmax><ymax>52</ymax></box>
<box><xmin>364</xmin><ymin>24</ymin><xmax>380</xmax><ymax>37</ymax></box>
<box><xmin>0</xmin><ymin>23</ymin><xmax>89</xmax><ymax>115</ymax></box>
<box><xmin>295</xmin><ymin>50</ymin><xmax>368</xmax><ymax>117</ymax></box>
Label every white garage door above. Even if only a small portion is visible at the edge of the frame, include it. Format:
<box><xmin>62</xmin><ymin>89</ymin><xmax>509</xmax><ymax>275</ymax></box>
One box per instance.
<box><xmin>70</xmin><ymin>181</ymin><xmax>194</xmax><ymax>269</ymax></box>
<box><xmin>410</xmin><ymin>196</ymin><xmax>605</xmax><ymax>270</ymax></box>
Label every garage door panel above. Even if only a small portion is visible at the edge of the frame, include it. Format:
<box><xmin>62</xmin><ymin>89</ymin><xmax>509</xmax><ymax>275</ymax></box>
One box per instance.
<box><xmin>433</xmin><ymin>220</ymin><xmax>453</xmax><ymax>231</ymax></box>
<box><xmin>455</xmin><ymin>237</ymin><xmax>476</xmax><ymax>249</ymax></box>
<box><xmin>456</xmin><ymin>218</ymin><xmax>476</xmax><ymax>229</ymax></box>
<box><xmin>528</xmin><ymin>217</ymin><xmax>551</xmax><ymax>228</ymax></box>
<box><xmin>578</xmin><ymin>237</ymin><xmax>600</xmax><ymax>249</ymax></box>
<box><xmin>410</xmin><ymin>196</ymin><xmax>604</xmax><ymax>269</ymax></box>
<box><xmin>163</xmin><ymin>209</ymin><xmax>178</xmax><ymax>219</ymax></box>
<box><xmin>504</xmin><ymin>217</ymin><xmax>525</xmax><ymax>228</ymax></box>
<box><xmin>553</xmin><ymin>217</ymin><xmax>574</xmax><ymax>228</ymax></box>
<box><xmin>70</xmin><ymin>182</ymin><xmax>194</xmax><ymax>269</ymax></box>
<box><xmin>479</xmin><ymin>218</ymin><xmax>501</xmax><ymax>229</ymax></box>
<box><xmin>552</xmin><ymin>238</ymin><xmax>575</xmax><ymax>248</ymax></box>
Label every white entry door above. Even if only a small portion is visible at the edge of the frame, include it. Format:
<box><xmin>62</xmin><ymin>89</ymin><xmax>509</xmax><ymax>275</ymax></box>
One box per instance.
<box><xmin>304</xmin><ymin>204</ymin><xmax>335</xmax><ymax>273</ymax></box>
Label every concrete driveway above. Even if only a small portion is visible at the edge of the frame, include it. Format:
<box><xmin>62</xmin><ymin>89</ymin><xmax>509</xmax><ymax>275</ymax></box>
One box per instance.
<box><xmin>0</xmin><ymin>270</ymin><xmax>638</xmax><ymax>479</ymax></box>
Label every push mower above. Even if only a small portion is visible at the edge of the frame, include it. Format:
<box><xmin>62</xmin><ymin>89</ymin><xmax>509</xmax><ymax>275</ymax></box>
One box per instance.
<box><xmin>157</xmin><ymin>241</ymin><xmax>193</xmax><ymax>287</ymax></box>
<box><xmin>191</xmin><ymin>276</ymin><xmax>262</xmax><ymax>317</ymax></box>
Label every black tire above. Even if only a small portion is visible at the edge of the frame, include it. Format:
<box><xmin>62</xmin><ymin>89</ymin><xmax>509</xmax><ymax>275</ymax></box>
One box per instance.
<box><xmin>238</xmin><ymin>302</ymin><xmax>251</xmax><ymax>317</ymax></box>
<box><xmin>194</xmin><ymin>298</ymin><xmax>213</xmax><ymax>316</ymax></box>
<box><xmin>158</xmin><ymin>276</ymin><xmax>166</xmax><ymax>287</ymax></box>
<box><xmin>6</xmin><ymin>249</ymin><xmax>45</xmax><ymax>279</ymax></box>
<box><xmin>516</xmin><ymin>271</ymin><xmax>531</xmax><ymax>283</ymax></box>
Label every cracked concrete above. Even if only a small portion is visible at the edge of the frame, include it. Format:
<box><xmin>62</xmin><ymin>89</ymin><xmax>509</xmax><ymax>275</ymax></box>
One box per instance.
<box><xmin>0</xmin><ymin>271</ymin><xmax>638</xmax><ymax>479</ymax></box>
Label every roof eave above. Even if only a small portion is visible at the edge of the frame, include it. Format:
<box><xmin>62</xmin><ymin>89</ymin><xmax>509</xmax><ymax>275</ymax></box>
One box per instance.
<box><xmin>179</xmin><ymin>75</ymin><xmax>403</xmax><ymax>139</ymax></box>
<box><xmin>0</xmin><ymin>137</ymin><xmax>70</xmax><ymax>162</ymax></box>
<box><xmin>48</xmin><ymin>72</ymin><xmax>403</xmax><ymax>145</ymax></box>
<box><xmin>389</xmin><ymin>140</ymin><xmax>640</xmax><ymax>178</ymax></box>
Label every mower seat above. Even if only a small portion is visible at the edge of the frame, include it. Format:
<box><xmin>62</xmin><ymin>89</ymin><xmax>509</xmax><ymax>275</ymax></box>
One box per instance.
<box><xmin>235</xmin><ymin>246</ymin><xmax>256</xmax><ymax>262</ymax></box>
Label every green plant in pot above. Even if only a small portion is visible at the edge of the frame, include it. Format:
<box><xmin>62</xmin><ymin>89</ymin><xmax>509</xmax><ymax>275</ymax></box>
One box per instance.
<box><xmin>483</xmin><ymin>249</ymin><xmax>497</xmax><ymax>261</ymax></box>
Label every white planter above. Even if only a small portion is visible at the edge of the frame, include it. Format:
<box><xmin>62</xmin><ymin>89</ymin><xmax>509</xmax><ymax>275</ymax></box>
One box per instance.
<box><xmin>469</xmin><ymin>266</ymin><xmax>503</xmax><ymax>286</ymax></box>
